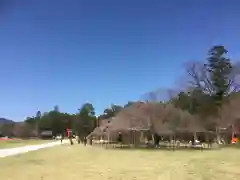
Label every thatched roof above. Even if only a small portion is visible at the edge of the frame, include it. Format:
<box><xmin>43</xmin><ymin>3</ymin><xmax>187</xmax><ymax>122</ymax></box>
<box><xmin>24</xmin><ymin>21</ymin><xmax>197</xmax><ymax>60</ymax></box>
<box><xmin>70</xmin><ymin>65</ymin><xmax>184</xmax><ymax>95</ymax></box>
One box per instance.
<box><xmin>87</xmin><ymin>118</ymin><xmax>113</xmax><ymax>138</ymax></box>
<box><xmin>106</xmin><ymin>116</ymin><xmax>151</xmax><ymax>132</ymax></box>
<box><xmin>104</xmin><ymin>102</ymin><xmax>205</xmax><ymax>135</ymax></box>
<box><xmin>88</xmin><ymin>127</ymin><xmax>104</xmax><ymax>137</ymax></box>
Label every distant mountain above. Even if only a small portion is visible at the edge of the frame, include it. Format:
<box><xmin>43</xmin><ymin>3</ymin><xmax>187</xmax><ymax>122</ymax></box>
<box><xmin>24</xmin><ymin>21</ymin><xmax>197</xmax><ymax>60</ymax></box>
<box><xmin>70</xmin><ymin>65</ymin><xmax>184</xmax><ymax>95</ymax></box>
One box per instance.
<box><xmin>0</xmin><ymin>118</ymin><xmax>15</xmax><ymax>124</ymax></box>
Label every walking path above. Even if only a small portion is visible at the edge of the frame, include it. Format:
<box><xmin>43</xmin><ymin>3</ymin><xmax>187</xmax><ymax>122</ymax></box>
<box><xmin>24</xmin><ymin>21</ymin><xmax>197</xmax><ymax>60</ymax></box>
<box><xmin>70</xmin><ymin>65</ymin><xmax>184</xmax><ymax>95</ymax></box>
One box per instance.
<box><xmin>0</xmin><ymin>140</ymin><xmax>69</xmax><ymax>158</ymax></box>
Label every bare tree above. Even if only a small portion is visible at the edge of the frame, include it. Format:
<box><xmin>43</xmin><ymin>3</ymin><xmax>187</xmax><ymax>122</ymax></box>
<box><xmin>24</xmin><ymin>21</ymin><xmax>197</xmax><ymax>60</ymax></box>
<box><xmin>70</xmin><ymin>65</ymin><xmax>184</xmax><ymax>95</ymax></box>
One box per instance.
<box><xmin>185</xmin><ymin>61</ymin><xmax>213</xmax><ymax>94</ymax></box>
<box><xmin>142</xmin><ymin>88</ymin><xmax>180</xmax><ymax>103</ymax></box>
<box><xmin>218</xmin><ymin>93</ymin><xmax>240</xmax><ymax>129</ymax></box>
<box><xmin>185</xmin><ymin>60</ymin><xmax>240</xmax><ymax>96</ymax></box>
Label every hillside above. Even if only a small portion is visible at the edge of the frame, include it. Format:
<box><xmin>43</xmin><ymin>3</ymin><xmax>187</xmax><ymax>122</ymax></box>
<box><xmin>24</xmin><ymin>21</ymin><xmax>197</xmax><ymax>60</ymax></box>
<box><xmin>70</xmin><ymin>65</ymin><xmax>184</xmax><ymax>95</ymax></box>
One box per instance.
<box><xmin>0</xmin><ymin>118</ymin><xmax>15</xmax><ymax>124</ymax></box>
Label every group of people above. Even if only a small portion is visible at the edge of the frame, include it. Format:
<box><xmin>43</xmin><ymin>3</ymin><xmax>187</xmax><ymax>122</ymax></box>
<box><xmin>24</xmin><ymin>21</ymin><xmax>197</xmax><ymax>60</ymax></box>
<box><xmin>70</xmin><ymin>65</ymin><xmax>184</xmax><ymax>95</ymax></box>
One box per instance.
<box><xmin>75</xmin><ymin>135</ymin><xmax>89</xmax><ymax>146</ymax></box>
<box><xmin>59</xmin><ymin>132</ymin><xmax>91</xmax><ymax>146</ymax></box>
<box><xmin>58</xmin><ymin>129</ymin><xmax>123</xmax><ymax>147</ymax></box>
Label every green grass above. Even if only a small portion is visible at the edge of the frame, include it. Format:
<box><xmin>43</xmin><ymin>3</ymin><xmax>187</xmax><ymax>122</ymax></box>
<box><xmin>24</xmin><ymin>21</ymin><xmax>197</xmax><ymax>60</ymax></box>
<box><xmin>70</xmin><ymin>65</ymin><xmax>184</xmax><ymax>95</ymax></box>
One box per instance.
<box><xmin>0</xmin><ymin>144</ymin><xmax>240</xmax><ymax>180</ymax></box>
<box><xmin>0</xmin><ymin>139</ymin><xmax>53</xmax><ymax>149</ymax></box>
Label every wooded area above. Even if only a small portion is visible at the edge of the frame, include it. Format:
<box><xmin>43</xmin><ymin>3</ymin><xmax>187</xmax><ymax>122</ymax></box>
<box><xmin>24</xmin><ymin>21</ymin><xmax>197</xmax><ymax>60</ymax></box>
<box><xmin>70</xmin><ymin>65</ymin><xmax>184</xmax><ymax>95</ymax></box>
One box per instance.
<box><xmin>1</xmin><ymin>45</ymin><xmax>240</xmax><ymax>143</ymax></box>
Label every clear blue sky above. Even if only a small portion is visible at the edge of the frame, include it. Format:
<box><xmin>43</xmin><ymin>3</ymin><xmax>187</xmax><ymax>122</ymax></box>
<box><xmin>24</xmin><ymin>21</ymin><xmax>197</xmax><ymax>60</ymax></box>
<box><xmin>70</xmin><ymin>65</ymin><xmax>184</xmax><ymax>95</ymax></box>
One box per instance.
<box><xmin>1</xmin><ymin>0</ymin><xmax>240</xmax><ymax>121</ymax></box>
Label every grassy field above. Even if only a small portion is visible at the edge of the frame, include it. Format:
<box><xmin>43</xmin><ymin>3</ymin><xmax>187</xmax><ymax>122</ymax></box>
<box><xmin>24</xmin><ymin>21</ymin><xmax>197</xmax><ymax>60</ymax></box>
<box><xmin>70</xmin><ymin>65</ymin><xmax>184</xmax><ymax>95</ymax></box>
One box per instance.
<box><xmin>0</xmin><ymin>144</ymin><xmax>240</xmax><ymax>180</ymax></box>
<box><xmin>0</xmin><ymin>139</ymin><xmax>54</xmax><ymax>149</ymax></box>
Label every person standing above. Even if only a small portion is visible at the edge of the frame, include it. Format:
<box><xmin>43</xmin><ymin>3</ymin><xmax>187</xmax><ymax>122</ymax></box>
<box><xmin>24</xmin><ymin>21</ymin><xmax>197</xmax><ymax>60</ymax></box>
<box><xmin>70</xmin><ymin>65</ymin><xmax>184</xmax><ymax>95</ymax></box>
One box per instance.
<box><xmin>117</xmin><ymin>132</ymin><xmax>123</xmax><ymax>148</ymax></box>
<box><xmin>60</xmin><ymin>134</ymin><xmax>64</xmax><ymax>144</ymax></box>
<box><xmin>67</xmin><ymin>128</ymin><xmax>74</xmax><ymax>145</ymax></box>
<box><xmin>89</xmin><ymin>136</ymin><xmax>93</xmax><ymax>145</ymax></box>
<box><xmin>76</xmin><ymin>135</ymin><xmax>80</xmax><ymax>144</ymax></box>
<box><xmin>60</xmin><ymin>135</ymin><xmax>63</xmax><ymax>144</ymax></box>
<box><xmin>83</xmin><ymin>136</ymin><xmax>87</xmax><ymax>146</ymax></box>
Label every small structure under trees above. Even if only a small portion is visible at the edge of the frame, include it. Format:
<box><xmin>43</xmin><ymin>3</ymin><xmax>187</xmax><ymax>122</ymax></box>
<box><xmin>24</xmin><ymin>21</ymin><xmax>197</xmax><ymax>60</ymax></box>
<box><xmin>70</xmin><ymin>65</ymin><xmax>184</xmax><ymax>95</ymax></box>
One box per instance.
<box><xmin>39</xmin><ymin>130</ymin><xmax>53</xmax><ymax>139</ymax></box>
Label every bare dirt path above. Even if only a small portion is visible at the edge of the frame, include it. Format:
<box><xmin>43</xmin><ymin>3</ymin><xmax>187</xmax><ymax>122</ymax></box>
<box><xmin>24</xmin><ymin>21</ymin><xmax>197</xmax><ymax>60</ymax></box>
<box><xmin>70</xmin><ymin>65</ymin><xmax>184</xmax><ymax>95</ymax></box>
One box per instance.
<box><xmin>0</xmin><ymin>140</ymin><xmax>69</xmax><ymax>158</ymax></box>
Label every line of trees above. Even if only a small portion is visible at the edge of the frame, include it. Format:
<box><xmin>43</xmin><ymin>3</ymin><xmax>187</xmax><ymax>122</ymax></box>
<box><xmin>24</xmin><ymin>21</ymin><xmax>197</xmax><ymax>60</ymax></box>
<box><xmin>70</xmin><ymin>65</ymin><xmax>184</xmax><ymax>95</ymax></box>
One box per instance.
<box><xmin>145</xmin><ymin>45</ymin><xmax>240</xmax><ymax>132</ymax></box>
<box><xmin>0</xmin><ymin>102</ymin><xmax>135</xmax><ymax>139</ymax></box>
<box><xmin>1</xmin><ymin>45</ymin><xmax>240</xmax><ymax>139</ymax></box>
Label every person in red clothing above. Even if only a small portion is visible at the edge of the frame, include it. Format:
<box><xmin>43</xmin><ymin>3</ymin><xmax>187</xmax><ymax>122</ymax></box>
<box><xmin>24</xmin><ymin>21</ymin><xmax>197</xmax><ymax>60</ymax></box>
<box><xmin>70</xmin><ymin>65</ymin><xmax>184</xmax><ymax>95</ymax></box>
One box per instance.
<box><xmin>231</xmin><ymin>132</ymin><xmax>239</xmax><ymax>144</ymax></box>
<box><xmin>67</xmin><ymin>128</ymin><xmax>74</xmax><ymax>145</ymax></box>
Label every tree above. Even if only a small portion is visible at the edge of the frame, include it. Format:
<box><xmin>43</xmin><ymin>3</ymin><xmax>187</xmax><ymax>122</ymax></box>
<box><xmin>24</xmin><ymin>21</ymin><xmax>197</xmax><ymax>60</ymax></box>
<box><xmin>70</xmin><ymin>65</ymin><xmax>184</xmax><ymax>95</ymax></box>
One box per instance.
<box><xmin>54</xmin><ymin>105</ymin><xmax>59</xmax><ymax>112</ymax></box>
<box><xmin>185</xmin><ymin>46</ymin><xmax>240</xmax><ymax>114</ymax></box>
<box><xmin>13</xmin><ymin>122</ymin><xmax>33</xmax><ymax>138</ymax></box>
<box><xmin>103</xmin><ymin>104</ymin><xmax>123</xmax><ymax>118</ymax></box>
<box><xmin>35</xmin><ymin>111</ymin><xmax>41</xmax><ymax>136</ymax></box>
<box><xmin>97</xmin><ymin>104</ymin><xmax>124</xmax><ymax>126</ymax></box>
<box><xmin>36</xmin><ymin>111</ymin><xmax>41</xmax><ymax>118</ymax></box>
<box><xmin>123</xmin><ymin>101</ymin><xmax>135</xmax><ymax>108</ymax></box>
<box><xmin>78</xmin><ymin>103</ymin><xmax>95</xmax><ymax>118</ymax></box>
<box><xmin>218</xmin><ymin>92</ymin><xmax>240</xmax><ymax>130</ymax></box>
<box><xmin>47</xmin><ymin>107</ymin><xmax>65</xmax><ymax>135</ymax></box>
<box><xmin>170</xmin><ymin>92</ymin><xmax>192</xmax><ymax>111</ymax></box>
<box><xmin>38</xmin><ymin>112</ymin><xmax>52</xmax><ymax>131</ymax></box>
<box><xmin>24</xmin><ymin>116</ymin><xmax>38</xmax><ymax>137</ymax></box>
<box><xmin>74</xmin><ymin>103</ymin><xmax>96</xmax><ymax>139</ymax></box>
<box><xmin>173</xmin><ymin>45</ymin><xmax>240</xmax><ymax>131</ymax></box>
<box><xmin>25</xmin><ymin>116</ymin><xmax>36</xmax><ymax>125</ymax></box>
<box><xmin>0</xmin><ymin>122</ymin><xmax>14</xmax><ymax>137</ymax></box>
<box><xmin>206</xmin><ymin>46</ymin><xmax>234</xmax><ymax>105</ymax></box>
<box><xmin>142</xmin><ymin>88</ymin><xmax>179</xmax><ymax>103</ymax></box>
<box><xmin>186</xmin><ymin>45</ymin><xmax>239</xmax><ymax>98</ymax></box>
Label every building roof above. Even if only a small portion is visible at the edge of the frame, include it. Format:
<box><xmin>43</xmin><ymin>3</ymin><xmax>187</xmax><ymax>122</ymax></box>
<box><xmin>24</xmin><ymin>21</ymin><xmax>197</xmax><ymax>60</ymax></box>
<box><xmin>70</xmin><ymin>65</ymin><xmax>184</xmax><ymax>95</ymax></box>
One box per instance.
<box><xmin>103</xmin><ymin>102</ymin><xmax>205</xmax><ymax>135</ymax></box>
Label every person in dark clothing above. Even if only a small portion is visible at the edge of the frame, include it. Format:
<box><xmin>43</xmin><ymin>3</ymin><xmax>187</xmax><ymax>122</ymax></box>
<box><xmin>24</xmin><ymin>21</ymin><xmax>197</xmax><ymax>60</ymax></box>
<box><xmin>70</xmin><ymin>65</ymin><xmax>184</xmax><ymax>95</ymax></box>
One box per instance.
<box><xmin>60</xmin><ymin>134</ymin><xmax>64</xmax><ymax>144</ymax></box>
<box><xmin>191</xmin><ymin>136</ymin><xmax>195</xmax><ymax>146</ymax></box>
<box><xmin>154</xmin><ymin>134</ymin><xmax>160</xmax><ymax>148</ymax></box>
<box><xmin>69</xmin><ymin>132</ymin><xmax>74</xmax><ymax>145</ymax></box>
<box><xmin>77</xmin><ymin>135</ymin><xmax>80</xmax><ymax>144</ymax></box>
<box><xmin>89</xmin><ymin>136</ymin><xmax>93</xmax><ymax>145</ymax></box>
<box><xmin>117</xmin><ymin>132</ymin><xmax>123</xmax><ymax>148</ymax></box>
<box><xmin>70</xmin><ymin>139</ymin><xmax>73</xmax><ymax>145</ymax></box>
<box><xmin>83</xmin><ymin>137</ymin><xmax>87</xmax><ymax>146</ymax></box>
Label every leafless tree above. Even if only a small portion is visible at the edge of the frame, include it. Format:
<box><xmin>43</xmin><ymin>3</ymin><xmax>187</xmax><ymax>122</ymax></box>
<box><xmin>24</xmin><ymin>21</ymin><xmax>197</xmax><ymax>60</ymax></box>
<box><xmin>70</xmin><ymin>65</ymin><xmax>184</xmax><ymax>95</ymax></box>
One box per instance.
<box><xmin>218</xmin><ymin>93</ymin><xmax>240</xmax><ymax>129</ymax></box>
<box><xmin>13</xmin><ymin>122</ymin><xmax>33</xmax><ymax>138</ymax></box>
<box><xmin>185</xmin><ymin>61</ymin><xmax>240</xmax><ymax>95</ymax></box>
<box><xmin>142</xmin><ymin>88</ymin><xmax>180</xmax><ymax>102</ymax></box>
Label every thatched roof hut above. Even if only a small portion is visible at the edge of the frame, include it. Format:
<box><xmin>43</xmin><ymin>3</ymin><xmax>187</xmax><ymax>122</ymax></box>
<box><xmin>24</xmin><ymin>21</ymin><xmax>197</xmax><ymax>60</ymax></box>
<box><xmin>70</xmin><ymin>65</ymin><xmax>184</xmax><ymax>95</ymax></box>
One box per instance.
<box><xmin>105</xmin><ymin>102</ymin><xmax>205</xmax><ymax>135</ymax></box>
<box><xmin>87</xmin><ymin>102</ymin><xmax>209</xmax><ymax>145</ymax></box>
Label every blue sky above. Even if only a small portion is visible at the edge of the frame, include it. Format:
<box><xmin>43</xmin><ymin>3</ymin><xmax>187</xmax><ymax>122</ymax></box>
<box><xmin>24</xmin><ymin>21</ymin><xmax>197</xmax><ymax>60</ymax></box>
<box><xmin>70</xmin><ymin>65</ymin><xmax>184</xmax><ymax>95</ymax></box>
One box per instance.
<box><xmin>1</xmin><ymin>0</ymin><xmax>240</xmax><ymax>121</ymax></box>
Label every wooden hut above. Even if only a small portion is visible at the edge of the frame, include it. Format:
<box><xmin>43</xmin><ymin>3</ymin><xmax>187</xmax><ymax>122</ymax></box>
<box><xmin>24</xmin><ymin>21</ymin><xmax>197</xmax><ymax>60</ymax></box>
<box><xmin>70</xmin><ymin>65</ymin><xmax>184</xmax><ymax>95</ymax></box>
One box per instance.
<box><xmin>39</xmin><ymin>130</ymin><xmax>53</xmax><ymax>139</ymax></box>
